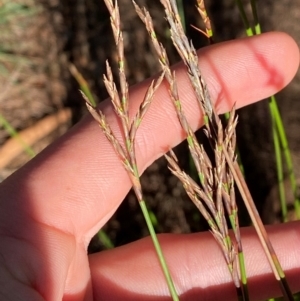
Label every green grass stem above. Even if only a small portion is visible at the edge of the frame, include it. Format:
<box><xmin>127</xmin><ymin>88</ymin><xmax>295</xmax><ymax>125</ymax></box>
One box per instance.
<box><xmin>97</xmin><ymin>229</ymin><xmax>114</xmax><ymax>249</ymax></box>
<box><xmin>176</xmin><ymin>0</ymin><xmax>186</xmax><ymax>33</ymax></box>
<box><xmin>229</xmin><ymin>213</ymin><xmax>249</xmax><ymax>301</ymax></box>
<box><xmin>236</xmin><ymin>0</ymin><xmax>300</xmax><ymax>221</ymax></box>
<box><xmin>148</xmin><ymin>209</ymin><xmax>158</xmax><ymax>229</ymax></box>
<box><xmin>69</xmin><ymin>64</ymin><xmax>97</xmax><ymax>106</ymax></box>
<box><xmin>234</xmin><ymin>0</ymin><xmax>253</xmax><ymax>36</ymax></box>
<box><xmin>139</xmin><ymin>200</ymin><xmax>179</xmax><ymax>301</ymax></box>
<box><xmin>0</xmin><ymin>113</ymin><xmax>36</xmax><ymax>158</ymax></box>
<box><xmin>269</xmin><ymin>97</ymin><xmax>300</xmax><ymax>219</ymax></box>
<box><xmin>238</xmin><ymin>251</ymin><xmax>249</xmax><ymax>301</ymax></box>
<box><xmin>270</xmin><ymin>98</ymin><xmax>288</xmax><ymax>222</ymax></box>
<box><xmin>249</xmin><ymin>0</ymin><xmax>261</xmax><ymax>34</ymax></box>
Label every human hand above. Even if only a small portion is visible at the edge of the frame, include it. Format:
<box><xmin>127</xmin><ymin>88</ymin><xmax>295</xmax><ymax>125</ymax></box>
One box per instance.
<box><xmin>0</xmin><ymin>32</ymin><xmax>299</xmax><ymax>301</ymax></box>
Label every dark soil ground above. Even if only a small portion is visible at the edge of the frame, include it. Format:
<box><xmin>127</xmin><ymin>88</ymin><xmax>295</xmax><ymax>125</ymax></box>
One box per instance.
<box><xmin>0</xmin><ymin>0</ymin><xmax>299</xmax><ymax>253</ymax></box>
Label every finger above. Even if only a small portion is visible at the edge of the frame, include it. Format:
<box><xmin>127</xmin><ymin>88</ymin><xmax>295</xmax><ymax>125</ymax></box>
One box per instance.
<box><xmin>1</xmin><ymin>32</ymin><xmax>298</xmax><ymax>241</ymax></box>
<box><xmin>89</xmin><ymin>222</ymin><xmax>300</xmax><ymax>301</ymax></box>
<box><xmin>0</xmin><ymin>32</ymin><xmax>298</xmax><ymax>300</ymax></box>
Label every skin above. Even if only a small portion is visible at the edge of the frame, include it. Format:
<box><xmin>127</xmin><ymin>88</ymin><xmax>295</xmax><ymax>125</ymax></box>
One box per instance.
<box><xmin>0</xmin><ymin>32</ymin><xmax>299</xmax><ymax>301</ymax></box>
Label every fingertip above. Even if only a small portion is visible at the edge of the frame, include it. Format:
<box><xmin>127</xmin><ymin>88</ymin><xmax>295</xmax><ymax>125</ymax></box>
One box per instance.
<box><xmin>197</xmin><ymin>32</ymin><xmax>299</xmax><ymax>114</ymax></box>
<box><xmin>266</xmin><ymin>31</ymin><xmax>299</xmax><ymax>77</ymax></box>
<box><xmin>254</xmin><ymin>31</ymin><xmax>299</xmax><ymax>91</ymax></box>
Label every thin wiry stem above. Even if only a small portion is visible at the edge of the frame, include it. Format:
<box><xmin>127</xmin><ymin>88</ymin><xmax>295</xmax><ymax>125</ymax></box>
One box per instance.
<box><xmin>85</xmin><ymin>1</ymin><xmax>179</xmax><ymax>299</ymax></box>
<box><xmin>269</xmin><ymin>97</ymin><xmax>300</xmax><ymax>220</ymax></box>
<box><xmin>270</xmin><ymin>97</ymin><xmax>287</xmax><ymax>222</ymax></box>
<box><xmin>249</xmin><ymin>0</ymin><xmax>261</xmax><ymax>34</ymax></box>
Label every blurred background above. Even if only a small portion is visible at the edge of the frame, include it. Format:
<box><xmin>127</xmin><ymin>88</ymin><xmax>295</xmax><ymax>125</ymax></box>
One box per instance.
<box><xmin>0</xmin><ymin>0</ymin><xmax>299</xmax><ymax>252</ymax></box>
